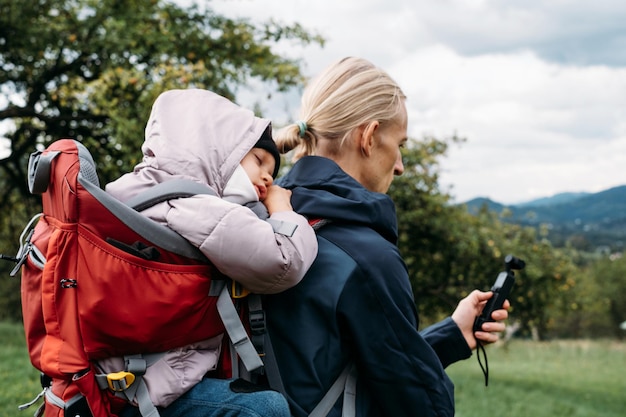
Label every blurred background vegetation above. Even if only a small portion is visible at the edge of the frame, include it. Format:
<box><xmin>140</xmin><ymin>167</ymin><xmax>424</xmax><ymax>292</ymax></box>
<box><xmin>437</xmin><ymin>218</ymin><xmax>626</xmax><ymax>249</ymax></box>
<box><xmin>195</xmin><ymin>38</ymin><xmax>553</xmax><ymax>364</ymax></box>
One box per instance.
<box><xmin>1</xmin><ymin>0</ymin><xmax>625</xmax><ymax>344</ymax></box>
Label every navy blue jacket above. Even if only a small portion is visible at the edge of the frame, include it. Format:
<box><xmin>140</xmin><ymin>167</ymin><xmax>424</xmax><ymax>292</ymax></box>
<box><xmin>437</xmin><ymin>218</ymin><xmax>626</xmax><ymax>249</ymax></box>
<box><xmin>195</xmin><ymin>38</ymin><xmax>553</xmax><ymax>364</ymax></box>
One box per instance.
<box><xmin>266</xmin><ymin>156</ymin><xmax>472</xmax><ymax>417</ymax></box>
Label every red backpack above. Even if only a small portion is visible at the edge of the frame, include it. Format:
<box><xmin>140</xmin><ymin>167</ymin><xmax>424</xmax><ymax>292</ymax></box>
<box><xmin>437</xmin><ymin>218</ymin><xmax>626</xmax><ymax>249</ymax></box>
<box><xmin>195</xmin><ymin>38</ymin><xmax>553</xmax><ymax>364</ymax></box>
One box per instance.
<box><xmin>11</xmin><ymin>139</ymin><xmax>262</xmax><ymax>417</ymax></box>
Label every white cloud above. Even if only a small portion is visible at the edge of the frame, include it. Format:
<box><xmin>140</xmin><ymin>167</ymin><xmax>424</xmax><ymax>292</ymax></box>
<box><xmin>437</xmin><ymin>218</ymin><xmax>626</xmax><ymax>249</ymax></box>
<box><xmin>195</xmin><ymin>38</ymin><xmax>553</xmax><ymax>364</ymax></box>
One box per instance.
<box><xmin>190</xmin><ymin>1</ymin><xmax>626</xmax><ymax>203</ymax></box>
<box><xmin>413</xmin><ymin>0</ymin><xmax>626</xmax><ymax>66</ymax></box>
<box><xmin>386</xmin><ymin>45</ymin><xmax>626</xmax><ymax>203</ymax></box>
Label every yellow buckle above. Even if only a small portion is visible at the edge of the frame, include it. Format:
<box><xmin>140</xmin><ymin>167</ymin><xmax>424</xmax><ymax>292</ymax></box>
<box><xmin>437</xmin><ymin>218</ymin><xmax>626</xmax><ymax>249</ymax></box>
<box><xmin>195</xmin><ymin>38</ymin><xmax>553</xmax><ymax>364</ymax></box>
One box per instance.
<box><xmin>231</xmin><ymin>281</ymin><xmax>250</xmax><ymax>299</ymax></box>
<box><xmin>106</xmin><ymin>371</ymin><xmax>135</xmax><ymax>392</ymax></box>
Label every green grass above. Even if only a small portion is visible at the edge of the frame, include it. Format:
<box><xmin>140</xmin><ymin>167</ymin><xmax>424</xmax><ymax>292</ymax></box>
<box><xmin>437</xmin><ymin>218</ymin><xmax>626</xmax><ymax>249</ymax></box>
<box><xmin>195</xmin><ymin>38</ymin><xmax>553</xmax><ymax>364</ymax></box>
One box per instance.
<box><xmin>0</xmin><ymin>322</ymin><xmax>41</xmax><ymax>417</ymax></box>
<box><xmin>1</xmin><ymin>322</ymin><xmax>625</xmax><ymax>417</ymax></box>
<box><xmin>449</xmin><ymin>339</ymin><xmax>626</xmax><ymax>417</ymax></box>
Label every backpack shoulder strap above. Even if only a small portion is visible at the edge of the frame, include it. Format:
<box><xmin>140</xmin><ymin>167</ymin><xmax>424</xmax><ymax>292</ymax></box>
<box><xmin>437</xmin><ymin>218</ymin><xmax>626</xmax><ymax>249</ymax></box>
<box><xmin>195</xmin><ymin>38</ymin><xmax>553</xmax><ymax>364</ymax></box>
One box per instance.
<box><xmin>262</xmin><ymin>218</ymin><xmax>357</xmax><ymax>416</ymax></box>
<box><xmin>124</xmin><ymin>179</ymin><xmax>217</xmax><ymax>211</ymax></box>
<box><xmin>216</xmin><ymin>284</ymin><xmax>264</xmax><ymax>373</ymax></box>
<box><xmin>309</xmin><ymin>362</ymin><xmax>357</xmax><ymax>417</ymax></box>
<box><xmin>263</xmin><ymin>339</ymin><xmax>356</xmax><ymax>417</ymax></box>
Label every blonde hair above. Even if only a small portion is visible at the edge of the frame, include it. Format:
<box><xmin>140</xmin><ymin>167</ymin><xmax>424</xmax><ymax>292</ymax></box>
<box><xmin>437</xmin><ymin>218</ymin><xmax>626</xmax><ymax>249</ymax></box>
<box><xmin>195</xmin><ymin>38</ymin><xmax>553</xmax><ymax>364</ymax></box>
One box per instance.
<box><xmin>275</xmin><ymin>57</ymin><xmax>406</xmax><ymax>161</ymax></box>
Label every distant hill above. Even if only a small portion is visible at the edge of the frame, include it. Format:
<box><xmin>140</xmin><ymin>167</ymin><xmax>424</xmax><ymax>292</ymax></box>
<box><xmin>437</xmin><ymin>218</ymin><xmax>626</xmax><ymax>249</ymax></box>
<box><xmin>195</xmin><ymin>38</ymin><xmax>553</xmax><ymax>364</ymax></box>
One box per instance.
<box><xmin>516</xmin><ymin>192</ymin><xmax>591</xmax><ymax>208</ymax></box>
<box><xmin>462</xmin><ymin>185</ymin><xmax>626</xmax><ymax>251</ymax></box>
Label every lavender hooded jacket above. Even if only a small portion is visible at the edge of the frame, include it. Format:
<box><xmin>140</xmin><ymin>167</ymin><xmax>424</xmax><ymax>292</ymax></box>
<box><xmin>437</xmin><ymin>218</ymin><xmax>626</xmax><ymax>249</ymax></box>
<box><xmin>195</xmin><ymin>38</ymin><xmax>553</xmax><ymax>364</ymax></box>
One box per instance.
<box><xmin>103</xmin><ymin>89</ymin><xmax>317</xmax><ymax>406</ymax></box>
<box><xmin>106</xmin><ymin>88</ymin><xmax>318</xmax><ymax>294</ymax></box>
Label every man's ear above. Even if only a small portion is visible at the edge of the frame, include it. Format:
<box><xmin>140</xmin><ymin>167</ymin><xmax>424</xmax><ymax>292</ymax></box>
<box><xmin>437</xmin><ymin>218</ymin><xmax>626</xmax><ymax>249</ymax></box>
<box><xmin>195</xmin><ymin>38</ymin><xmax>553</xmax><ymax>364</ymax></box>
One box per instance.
<box><xmin>359</xmin><ymin>121</ymin><xmax>379</xmax><ymax>157</ymax></box>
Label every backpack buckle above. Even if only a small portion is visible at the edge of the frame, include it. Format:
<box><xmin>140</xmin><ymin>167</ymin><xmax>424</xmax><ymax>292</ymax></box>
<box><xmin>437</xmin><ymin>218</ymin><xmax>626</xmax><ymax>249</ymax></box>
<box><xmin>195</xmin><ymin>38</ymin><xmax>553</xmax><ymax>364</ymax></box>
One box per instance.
<box><xmin>231</xmin><ymin>281</ymin><xmax>250</xmax><ymax>299</ymax></box>
<box><xmin>249</xmin><ymin>309</ymin><xmax>266</xmax><ymax>336</ymax></box>
<box><xmin>106</xmin><ymin>371</ymin><xmax>136</xmax><ymax>392</ymax></box>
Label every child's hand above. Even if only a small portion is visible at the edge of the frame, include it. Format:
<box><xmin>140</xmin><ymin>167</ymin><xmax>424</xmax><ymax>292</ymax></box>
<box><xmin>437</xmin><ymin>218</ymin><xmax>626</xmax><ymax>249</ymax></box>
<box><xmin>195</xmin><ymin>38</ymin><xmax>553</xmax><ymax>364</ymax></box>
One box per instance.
<box><xmin>263</xmin><ymin>185</ymin><xmax>293</xmax><ymax>215</ymax></box>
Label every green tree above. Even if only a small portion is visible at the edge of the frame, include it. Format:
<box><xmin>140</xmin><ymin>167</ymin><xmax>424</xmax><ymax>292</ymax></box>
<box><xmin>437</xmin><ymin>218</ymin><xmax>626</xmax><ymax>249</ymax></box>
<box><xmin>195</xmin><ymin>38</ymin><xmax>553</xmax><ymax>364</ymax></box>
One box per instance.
<box><xmin>0</xmin><ymin>0</ymin><xmax>323</xmax><ymax>201</ymax></box>
<box><xmin>0</xmin><ymin>0</ymin><xmax>322</xmax><ymax>321</ymax></box>
<box><xmin>583</xmin><ymin>254</ymin><xmax>626</xmax><ymax>338</ymax></box>
<box><xmin>390</xmin><ymin>137</ymin><xmax>577</xmax><ymax>338</ymax></box>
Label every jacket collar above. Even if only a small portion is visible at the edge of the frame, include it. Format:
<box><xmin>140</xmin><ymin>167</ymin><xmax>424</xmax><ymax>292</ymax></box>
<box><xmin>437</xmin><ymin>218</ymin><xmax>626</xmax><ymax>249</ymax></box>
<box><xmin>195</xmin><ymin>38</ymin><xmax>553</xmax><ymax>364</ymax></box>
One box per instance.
<box><xmin>278</xmin><ymin>156</ymin><xmax>399</xmax><ymax>244</ymax></box>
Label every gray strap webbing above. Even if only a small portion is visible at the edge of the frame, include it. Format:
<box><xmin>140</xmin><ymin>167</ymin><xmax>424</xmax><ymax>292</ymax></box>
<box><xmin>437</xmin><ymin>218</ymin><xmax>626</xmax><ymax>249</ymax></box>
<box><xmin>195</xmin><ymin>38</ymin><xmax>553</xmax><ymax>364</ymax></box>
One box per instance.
<box><xmin>261</xmin><ymin>330</ymin><xmax>286</xmax><ymax>395</ymax></box>
<box><xmin>95</xmin><ymin>353</ymin><xmax>167</xmax><ymax>417</ymax></box>
<box><xmin>44</xmin><ymin>389</ymin><xmax>65</xmax><ymax>409</ymax></box>
<box><xmin>230</xmin><ymin>343</ymin><xmax>240</xmax><ymax>379</ymax></box>
<box><xmin>17</xmin><ymin>387</ymin><xmax>46</xmax><ymax>411</ymax></box>
<box><xmin>92</xmin><ymin>353</ymin><xmax>165</xmax><ymax>389</ymax></box>
<box><xmin>342</xmin><ymin>364</ymin><xmax>357</xmax><ymax>417</ymax></box>
<box><xmin>28</xmin><ymin>242</ymin><xmax>46</xmax><ymax>270</ymax></box>
<box><xmin>124</xmin><ymin>179</ymin><xmax>217</xmax><ymax>211</ymax></box>
<box><xmin>309</xmin><ymin>363</ymin><xmax>357</xmax><ymax>417</ymax></box>
<box><xmin>135</xmin><ymin>378</ymin><xmax>159</xmax><ymax>417</ymax></box>
<box><xmin>216</xmin><ymin>285</ymin><xmax>264</xmax><ymax>372</ymax></box>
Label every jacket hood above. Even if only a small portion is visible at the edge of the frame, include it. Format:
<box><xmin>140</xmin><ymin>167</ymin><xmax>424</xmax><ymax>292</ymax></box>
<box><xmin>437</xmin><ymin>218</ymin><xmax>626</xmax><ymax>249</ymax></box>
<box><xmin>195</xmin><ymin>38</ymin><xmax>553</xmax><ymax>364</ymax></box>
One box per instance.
<box><xmin>108</xmin><ymin>89</ymin><xmax>271</xmax><ymax>198</ymax></box>
<box><xmin>277</xmin><ymin>156</ymin><xmax>399</xmax><ymax>243</ymax></box>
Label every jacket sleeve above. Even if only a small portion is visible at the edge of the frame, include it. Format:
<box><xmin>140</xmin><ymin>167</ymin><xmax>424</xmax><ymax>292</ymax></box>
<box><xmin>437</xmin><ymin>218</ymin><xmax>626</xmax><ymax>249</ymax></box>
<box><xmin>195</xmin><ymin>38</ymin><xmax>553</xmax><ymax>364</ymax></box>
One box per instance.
<box><xmin>420</xmin><ymin>317</ymin><xmax>472</xmax><ymax>368</ymax></box>
<box><xmin>339</xmin><ymin>246</ymin><xmax>456</xmax><ymax>417</ymax></box>
<box><xmin>166</xmin><ymin>195</ymin><xmax>318</xmax><ymax>294</ymax></box>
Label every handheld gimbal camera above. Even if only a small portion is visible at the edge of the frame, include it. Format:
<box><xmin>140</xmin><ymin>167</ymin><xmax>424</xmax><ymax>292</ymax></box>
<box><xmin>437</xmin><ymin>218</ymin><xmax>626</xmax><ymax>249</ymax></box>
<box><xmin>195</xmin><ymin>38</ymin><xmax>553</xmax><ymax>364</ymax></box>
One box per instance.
<box><xmin>473</xmin><ymin>254</ymin><xmax>525</xmax><ymax>333</ymax></box>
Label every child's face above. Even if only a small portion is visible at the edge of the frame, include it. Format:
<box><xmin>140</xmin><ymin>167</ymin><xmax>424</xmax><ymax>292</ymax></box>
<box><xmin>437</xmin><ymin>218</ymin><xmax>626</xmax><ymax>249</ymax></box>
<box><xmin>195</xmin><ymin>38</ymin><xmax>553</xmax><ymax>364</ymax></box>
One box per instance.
<box><xmin>240</xmin><ymin>148</ymin><xmax>276</xmax><ymax>201</ymax></box>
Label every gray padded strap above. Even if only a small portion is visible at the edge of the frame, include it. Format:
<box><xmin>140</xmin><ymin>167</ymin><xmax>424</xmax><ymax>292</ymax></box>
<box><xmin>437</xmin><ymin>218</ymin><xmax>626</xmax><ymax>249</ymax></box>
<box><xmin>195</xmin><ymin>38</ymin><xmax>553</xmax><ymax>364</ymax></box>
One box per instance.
<box><xmin>125</xmin><ymin>179</ymin><xmax>217</xmax><ymax>211</ymax></box>
<box><xmin>216</xmin><ymin>285</ymin><xmax>264</xmax><ymax>372</ymax></box>
<box><xmin>309</xmin><ymin>363</ymin><xmax>356</xmax><ymax>417</ymax></box>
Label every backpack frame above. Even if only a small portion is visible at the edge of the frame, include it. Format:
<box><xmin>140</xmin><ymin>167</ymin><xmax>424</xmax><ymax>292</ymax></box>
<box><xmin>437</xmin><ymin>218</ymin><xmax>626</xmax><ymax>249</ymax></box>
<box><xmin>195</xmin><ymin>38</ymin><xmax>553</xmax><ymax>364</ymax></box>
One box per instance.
<box><xmin>11</xmin><ymin>139</ymin><xmax>262</xmax><ymax>417</ymax></box>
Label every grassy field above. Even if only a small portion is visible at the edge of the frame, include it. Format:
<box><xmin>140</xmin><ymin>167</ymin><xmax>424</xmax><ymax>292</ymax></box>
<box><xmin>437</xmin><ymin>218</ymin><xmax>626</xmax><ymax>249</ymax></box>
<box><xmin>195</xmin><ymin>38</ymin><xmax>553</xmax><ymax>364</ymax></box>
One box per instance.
<box><xmin>0</xmin><ymin>322</ymin><xmax>42</xmax><ymax>417</ymax></box>
<box><xmin>1</xmin><ymin>321</ymin><xmax>625</xmax><ymax>417</ymax></box>
<box><xmin>449</xmin><ymin>339</ymin><xmax>626</xmax><ymax>417</ymax></box>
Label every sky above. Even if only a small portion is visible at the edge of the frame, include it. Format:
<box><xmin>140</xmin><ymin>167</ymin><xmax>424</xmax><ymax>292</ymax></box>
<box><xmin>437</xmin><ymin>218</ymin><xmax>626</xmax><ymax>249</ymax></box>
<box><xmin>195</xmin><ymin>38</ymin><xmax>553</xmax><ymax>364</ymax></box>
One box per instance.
<box><xmin>206</xmin><ymin>0</ymin><xmax>626</xmax><ymax>205</ymax></box>
<box><xmin>2</xmin><ymin>0</ymin><xmax>625</xmax><ymax>205</ymax></box>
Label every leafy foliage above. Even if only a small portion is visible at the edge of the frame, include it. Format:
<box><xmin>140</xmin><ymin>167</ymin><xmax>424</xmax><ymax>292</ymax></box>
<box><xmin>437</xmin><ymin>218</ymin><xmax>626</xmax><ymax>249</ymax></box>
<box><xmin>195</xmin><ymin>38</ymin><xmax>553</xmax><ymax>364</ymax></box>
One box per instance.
<box><xmin>0</xmin><ymin>0</ymin><xmax>323</xmax><ymax>202</ymax></box>
<box><xmin>554</xmin><ymin>253</ymin><xmax>626</xmax><ymax>339</ymax></box>
<box><xmin>0</xmin><ymin>0</ymin><xmax>322</xmax><ymax>321</ymax></box>
<box><xmin>390</xmin><ymin>137</ymin><xmax>578</xmax><ymax>338</ymax></box>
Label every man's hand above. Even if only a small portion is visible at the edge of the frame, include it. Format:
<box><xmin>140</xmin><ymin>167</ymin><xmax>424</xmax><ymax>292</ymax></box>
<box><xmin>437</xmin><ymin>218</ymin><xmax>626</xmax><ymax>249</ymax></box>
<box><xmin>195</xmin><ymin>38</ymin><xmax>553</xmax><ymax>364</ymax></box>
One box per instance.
<box><xmin>451</xmin><ymin>290</ymin><xmax>510</xmax><ymax>350</ymax></box>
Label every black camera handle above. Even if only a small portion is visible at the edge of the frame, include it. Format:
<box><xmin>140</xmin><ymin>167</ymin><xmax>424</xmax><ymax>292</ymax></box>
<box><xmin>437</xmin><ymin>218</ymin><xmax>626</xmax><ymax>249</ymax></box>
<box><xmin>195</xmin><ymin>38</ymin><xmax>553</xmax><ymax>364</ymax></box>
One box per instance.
<box><xmin>475</xmin><ymin>254</ymin><xmax>525</xmax><ymax>386</ymax></box>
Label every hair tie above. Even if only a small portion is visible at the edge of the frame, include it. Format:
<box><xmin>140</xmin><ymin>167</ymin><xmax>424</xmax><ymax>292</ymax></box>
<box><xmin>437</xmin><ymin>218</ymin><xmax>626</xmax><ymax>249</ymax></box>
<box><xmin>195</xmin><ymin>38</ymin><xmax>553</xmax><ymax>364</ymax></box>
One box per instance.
<box><xmin>296</xmin><ymin>120</ymin><xmax>307</xmax><ymax>138</ymax></box>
